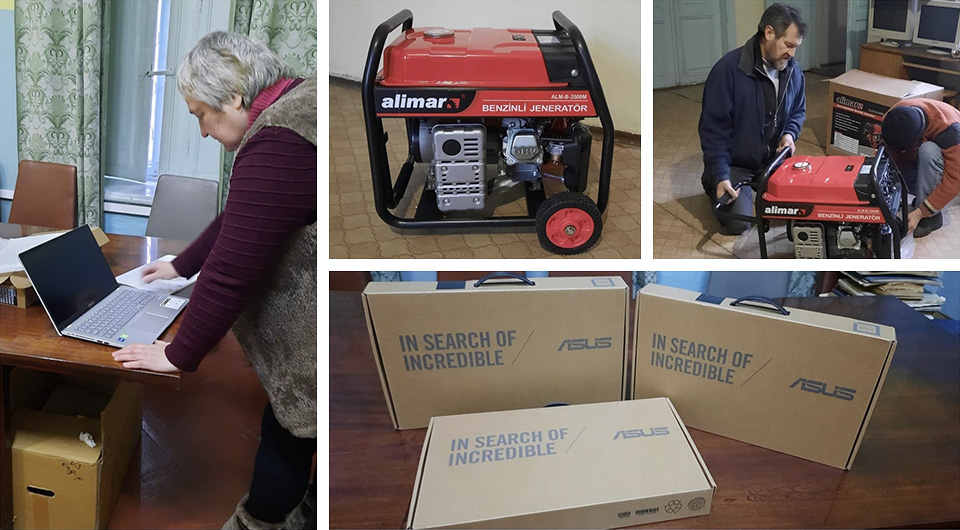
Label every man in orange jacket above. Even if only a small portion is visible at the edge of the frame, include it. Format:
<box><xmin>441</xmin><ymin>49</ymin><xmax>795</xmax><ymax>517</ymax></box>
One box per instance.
<box><xmin>881</xmin><ymin>98</ymin><xmax>960</xmax><ymax>238</ymax></box>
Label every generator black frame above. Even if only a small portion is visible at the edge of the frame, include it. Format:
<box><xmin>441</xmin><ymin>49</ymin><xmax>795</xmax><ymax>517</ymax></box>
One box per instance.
<box><xmin>361</xmin><ymin>9</ymin><xmax>615</xmax><ymax>231</ymax></box>
<box><xmin>713</xmin><ymin>146</ymin><xmax>908</xmax><ymax>259</ymax></box>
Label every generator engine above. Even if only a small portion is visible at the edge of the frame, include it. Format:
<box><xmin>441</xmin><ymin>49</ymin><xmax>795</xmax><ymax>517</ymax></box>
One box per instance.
<box><xmin>760</xmin><ymin>151</ymin><xmax>904</xmax><ymax>259</ymax></box>
<box><xmin>410</xmin><ymin>117</ymin><xmax>592</xmax><ymax>211</ymax></box>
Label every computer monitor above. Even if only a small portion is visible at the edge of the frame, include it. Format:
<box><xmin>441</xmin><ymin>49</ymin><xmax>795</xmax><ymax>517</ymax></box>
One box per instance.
<box><xmin>913</xmin><ymin>0</ymin><xmax>960</xmax><ymax>54</ymax></box>
<box><xmin>868</xmin><ymin>0</ymin><xmax>918</xmax><ymax>46</ymax></box>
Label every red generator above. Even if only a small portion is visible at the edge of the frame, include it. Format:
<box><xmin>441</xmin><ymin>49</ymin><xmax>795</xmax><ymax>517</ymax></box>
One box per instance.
<box><xmin>363</xmin><ymin>10</ymin><xmax>615</xmax><ymax>254</ymax></box>
<box><xmin>717</xmin><ymin>146</ymin><xmax>908</xmax><ymax>258</ymax></box>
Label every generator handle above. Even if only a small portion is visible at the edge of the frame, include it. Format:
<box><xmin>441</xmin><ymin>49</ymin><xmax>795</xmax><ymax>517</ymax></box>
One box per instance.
<box><xmin>752</xmin><ymin>145</ymin><xmax>794</xmax><ymax>258</ymax></box>
<box><xmin>755</xmin><ymin>145</ymin><xmax>793</xmax><ymax>195</ymax></box>
<box><xmin>552</xmin><ymin>10</ymin><xmax>615</xmax><ymax>213</ymax></box>
<box><xmin>362</xmin><ymin>10</ymin><xmax>414</xmax><ymax>211</ymax></box>
<box><xmin>712</xmin><ymin>146</ymin><xmax>790</xmax><ymax>213</ymax></box>
<box><xmin>729</xmin><ymin>296</ymin><xmax>791</xmax><ymax>316</ymax></box>
<box><xmin>474</xmin><ymin>272</ymin><xmax>536</xmax><ymax>288</ymax></box>
<box><xmin>713</xmin><ymin>177</ymin><xmax>752</xmax><ymax>211</ymax></box>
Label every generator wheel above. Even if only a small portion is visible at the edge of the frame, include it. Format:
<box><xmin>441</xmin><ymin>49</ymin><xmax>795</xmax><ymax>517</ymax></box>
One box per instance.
<box><xmin>536</xmin><ymin>192</ymin><xmax>602</xmax><ymax>254</ymax></box>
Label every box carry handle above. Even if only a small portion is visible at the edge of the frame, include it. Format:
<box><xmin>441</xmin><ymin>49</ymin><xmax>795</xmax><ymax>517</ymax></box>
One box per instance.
<box><xmin>729</xmin><ymin>295</ymin><xmax>790</xmax><ymax>315</ymax></box>
<box><xmin>474</xmin><ymin>272</ymin><xmax>536</xmax><ymax>287</ymax></box>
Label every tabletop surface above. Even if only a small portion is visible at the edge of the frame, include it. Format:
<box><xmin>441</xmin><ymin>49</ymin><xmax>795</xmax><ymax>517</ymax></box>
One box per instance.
<box><xmin>329</xmin><ymin>290</ymin><xmax>960</xmax><ymax>529</ymax></box>
<box><xmin>0</xmin><ymin>224</ymin><xmax>184</xmax><ymax>387</ymax></box>
<box><xmin>862</xmin><ymin>41</ymin><xmax>960</xmax><ymax>63</ymax></box>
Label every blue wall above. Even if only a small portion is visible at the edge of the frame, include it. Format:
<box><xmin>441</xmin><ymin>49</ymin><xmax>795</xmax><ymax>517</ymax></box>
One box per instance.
<box><xmin>1</xmin><ymin>4</ymin><xmax>17</xmax><ymax>222</ymax></box>
<box><xmin>934</xmin><ymin>271</ymin><xmax>959</xmax><ymax>320</ymax></box>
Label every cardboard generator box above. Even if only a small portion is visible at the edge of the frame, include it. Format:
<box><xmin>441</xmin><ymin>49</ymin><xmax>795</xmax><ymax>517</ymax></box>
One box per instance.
<box><xmin>826</xmin><ymin>69</ymin><xmax>943</xmax><ymax>156</ymax></box>
<box><xmin>633</xmin><ymin>284</ymin><xmax>897</xmax><ymax>469</ymax></box>
<box><xmin>362</xmin><ymin>275</ymin><xmax>629</xmax><ymax>429</ymax></box>
<box><xmin>0</xmin><ymin>227</ymin><xmax>109</xmax><ymax>308</ymax></box>
<box><xmin>407</xmin><ymin>398</ymin><xmax>716</xmax><ymax>529</ymax></box>
<box><xmin>9</xmin><ymin>368</ymin><xmax>144</xmax><ymax>529</ymax></box>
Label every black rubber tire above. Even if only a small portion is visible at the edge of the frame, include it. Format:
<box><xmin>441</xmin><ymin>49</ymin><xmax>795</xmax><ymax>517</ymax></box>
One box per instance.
<box><xmin>535</xmin><ymin>191</ymin><xmax>603</xmax><ymax>255</ymax></box>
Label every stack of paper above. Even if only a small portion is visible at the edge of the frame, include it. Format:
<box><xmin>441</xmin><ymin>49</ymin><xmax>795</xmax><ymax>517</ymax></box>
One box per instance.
<box><xmin>115</xmin><ymin>255</ymin><xmax>199</xmax><ymax>296</ymax></box>
<box><xmin>0</xmin><ymin>232</ymin><xmax>67</xmax><ymax>274</ymax></box>
<box><xmin>836</xmin><ymin>272</ymin><xmax>945</xmax><ymax>312</ymax></box>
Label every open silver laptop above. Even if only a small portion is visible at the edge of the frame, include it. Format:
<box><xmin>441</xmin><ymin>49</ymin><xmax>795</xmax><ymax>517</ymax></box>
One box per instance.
<box><xmin>19</xmin><ymin>225</ymin><xmax>188</xmax><ymax>348</ymax></box>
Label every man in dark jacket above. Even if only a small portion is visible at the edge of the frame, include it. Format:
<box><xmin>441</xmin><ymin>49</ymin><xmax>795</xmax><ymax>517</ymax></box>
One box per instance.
<box><xmin>699</xmin><ymin>3</ymin><xmax>807</xmax><ymax>234</ymax></box>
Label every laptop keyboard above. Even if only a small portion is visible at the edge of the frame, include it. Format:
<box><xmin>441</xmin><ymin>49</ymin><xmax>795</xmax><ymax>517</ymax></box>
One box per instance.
<box><xmin>75</xmin><ymin>289</ymin><xmax>157</xmax><ymax>339</ymax></box>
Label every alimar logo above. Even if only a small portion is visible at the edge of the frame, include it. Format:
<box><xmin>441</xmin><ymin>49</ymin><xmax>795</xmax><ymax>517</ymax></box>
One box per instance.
<box><xmin>790</xmin><ymin>378</ymin><xmax>856</xmax><ymax>401</ymax></box>
<box><xmin>557</xmin><ymin>337</ymin><xmax>613</xmax><ymax>351</ymax></box>
<box><xmin>613</xmin><ymin>427</ymin><xmax>670</xmax><ymax>440</ymax></box>
<box><xmin>380</xmin><ymin>93</ymin><xmax>461</xmax><ymax>110</ymax></box>
<box><xmin>764</xmin><ymin>204</ymin><xmax>807</xmax><ymax>216</ymax></box>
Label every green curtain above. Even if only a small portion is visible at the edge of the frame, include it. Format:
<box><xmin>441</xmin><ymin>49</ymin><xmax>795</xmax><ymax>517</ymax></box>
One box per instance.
<box><xmin>215</xmin><ymin>0</ymin><xmax>317</xmax><ymax>209</ymax></box>
<box><xmin>15</xmin><ymin>0</ymin><xmax>103</xmax><ymax>227</ymax></box>
<box><xmin>234</xmin><ymin>0</ymin><xmax>317</xmax><ymax>77</ymax></box>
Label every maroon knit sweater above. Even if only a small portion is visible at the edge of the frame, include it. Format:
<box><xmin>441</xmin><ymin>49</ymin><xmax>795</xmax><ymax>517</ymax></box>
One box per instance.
<box><xmin>166</xmin><ymin>79</ymin><xmax>317</xmax><ymax>372</ymax></box>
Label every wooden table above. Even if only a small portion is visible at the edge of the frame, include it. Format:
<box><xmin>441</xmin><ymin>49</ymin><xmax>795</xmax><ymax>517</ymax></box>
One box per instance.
<box><xmin>0</xmin><ymin>224</ymin><xmax>186</xmax><ymax>529</ymax></box>
<box><xmin>330</xmin><ymin>291</ymin><xmax>960</xmax><ymax>529</ymax></box>
<box><xmin>860</xmin><ymin>42</ymin><xmax>960</xmax><ymax>106</ymax></box>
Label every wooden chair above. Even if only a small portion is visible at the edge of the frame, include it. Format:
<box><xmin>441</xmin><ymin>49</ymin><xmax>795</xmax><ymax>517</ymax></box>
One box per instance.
<box><xmin>8</xmin><ymin>160</ymin><xmax>78</xmax><ymax>229</ymax></box>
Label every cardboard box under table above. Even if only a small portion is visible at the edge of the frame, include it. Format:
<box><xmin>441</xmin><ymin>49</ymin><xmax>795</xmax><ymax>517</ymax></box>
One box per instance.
<box><xmin>826</xmin><ymin>69</ymin><xmax>943</xmax><ymax>156</ymax></box>
<box><xmin>362</xmin><ymin>275</ymin><xmax>629</xmax><ymax>429</ymax></box>
<box><xmin>9</xmin><ymin>368</ymin><xmax>143</xmax><ymax>529</ymax></box>
<box><xmin>633</xmin><ymin>284</ymin><xmax>897</xmax><ymax>469</ymax></box>
<box><xmin>407</xmin><ymin>398</ymin><xmax>716</xmax><ymax>529</ymax></box>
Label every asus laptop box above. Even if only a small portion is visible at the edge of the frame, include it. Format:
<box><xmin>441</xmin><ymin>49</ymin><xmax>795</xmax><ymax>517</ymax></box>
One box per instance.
<box><xmin>18</xmin><ymin>225</ymin><xmax>188</xmax><ymax>347</ymax></box>
<box><xmin>633</xmin><ymin>284</ymin><xmax>897</xmax><ymax>469</ymax></box>
<box><xmin>406</xmin><ymin>398</ymin><xmax>715</xmax><ymax>529</ymax></box>
<box><xmin>362</xmin><ymin>274</ymin><xmax>629</xmax><ymax>429</ymax></box>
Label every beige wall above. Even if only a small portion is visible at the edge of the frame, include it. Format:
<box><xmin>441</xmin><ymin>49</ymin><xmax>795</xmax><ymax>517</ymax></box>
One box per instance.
<box><xmin>329</xmin><ymin>0</ymin><xmax>641</xmax><ymax>134</ymax></box>
<box><xmin>734</xmin><ymin>0</ymin><xmax>766</xmax><ymax>47</ymax></box>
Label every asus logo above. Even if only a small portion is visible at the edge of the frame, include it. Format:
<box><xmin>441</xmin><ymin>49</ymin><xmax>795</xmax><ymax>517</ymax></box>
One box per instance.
<box><xmin>764</xmin><ymin>205</ymin><xmax>806</xmax><ymax>216</ymax></box>
<box><xmin>380</xmin><ymin>94</ymin><xmax>460</xmax><ymax>110</ymax></box>
<box><xmin>613</xmin><ymin>427</ymin><xmax>670</xmax><ymax>439</ymax></box>
<box><xmin>557</xmin><ymin>337</ymin><xmax>613</xmax><ymax>351</ymax></box>
<box><xmin>790</xmin><ymin>378</ymin><xmax>857</xmax><ymax>401</ymax></box>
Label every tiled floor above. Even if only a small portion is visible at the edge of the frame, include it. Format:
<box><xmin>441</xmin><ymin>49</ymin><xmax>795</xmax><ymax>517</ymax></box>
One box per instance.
<box><xmin>329</xmin><ymin>80</ymin><xmax>642</xmax><ymax>258</ymax></box>
<box><xmin>108</xmin><ymin>332</ymin><xmax>271</xmax><ymax>529</ymax></box>
<box><xmin>653</xmin><ymin>73</ymin><xmax>960</xmax><ymax>259</ymax></box>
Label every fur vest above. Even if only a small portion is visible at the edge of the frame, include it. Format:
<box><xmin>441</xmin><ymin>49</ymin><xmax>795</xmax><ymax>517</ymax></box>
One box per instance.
<box><xmin>232</xmin><ymin>75</ymin><xmax>317</xmax><ymax>438</ymax></box>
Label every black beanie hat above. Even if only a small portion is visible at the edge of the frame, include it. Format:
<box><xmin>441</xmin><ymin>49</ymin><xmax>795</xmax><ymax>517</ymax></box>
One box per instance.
<box><xmin>881</xmin><ymin>105</ymin><xmax>926</xmax><ymax>149</ymax></box>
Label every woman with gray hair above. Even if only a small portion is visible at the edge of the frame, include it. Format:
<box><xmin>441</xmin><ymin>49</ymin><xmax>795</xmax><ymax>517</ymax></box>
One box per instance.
<box><xmin>113</xmin><ymin>31</ymin><xmax>317</xmax><ymax>530</ymax></box>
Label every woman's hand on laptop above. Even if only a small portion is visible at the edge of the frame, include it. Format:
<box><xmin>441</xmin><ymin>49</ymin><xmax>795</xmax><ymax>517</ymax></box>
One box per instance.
<box><xmin>142</xmin><ymin>261</ymin><xmax>180</xmax><ymax>283</ymax></box>
<box><xmin>112</xmin><ymin>340</ymin><xmax>182</xmax><ymax>372</ymax></box>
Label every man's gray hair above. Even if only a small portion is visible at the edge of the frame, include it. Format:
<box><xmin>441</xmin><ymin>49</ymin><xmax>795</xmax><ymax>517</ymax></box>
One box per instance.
<box><xmin>177</xmin><ymin>31</ymin><xmax>294</xmax><ymax>110</ymax></box>
<box><xmin>758</xmin><ymin>3</ymin><xmax>808</xmax><ymax>39</ymax></box>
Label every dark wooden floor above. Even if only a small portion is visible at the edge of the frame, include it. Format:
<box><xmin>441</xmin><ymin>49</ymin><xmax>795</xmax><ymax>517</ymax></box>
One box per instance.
<box><xmin>108</xmin><ymin>331</ymin><xmax>269</xmax><ymax>530</ymax></box>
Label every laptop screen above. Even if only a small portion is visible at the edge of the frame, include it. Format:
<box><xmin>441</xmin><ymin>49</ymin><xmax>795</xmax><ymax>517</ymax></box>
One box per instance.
<box><xmin>19</xmin><ymin>226</ymin><xmax>119</xmax><ymax>330</ymax></box>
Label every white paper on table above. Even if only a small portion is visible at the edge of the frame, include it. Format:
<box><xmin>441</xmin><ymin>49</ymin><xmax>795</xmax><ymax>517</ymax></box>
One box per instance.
<box><xmin>116</xmin><ymin>255</ymin><xmax>198</xmax><ymax>295</ymax></box>
<box><xmin>0</xmin><ymin>232</ymin><xmax>69</xmax><ymax>274</ymax></box>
